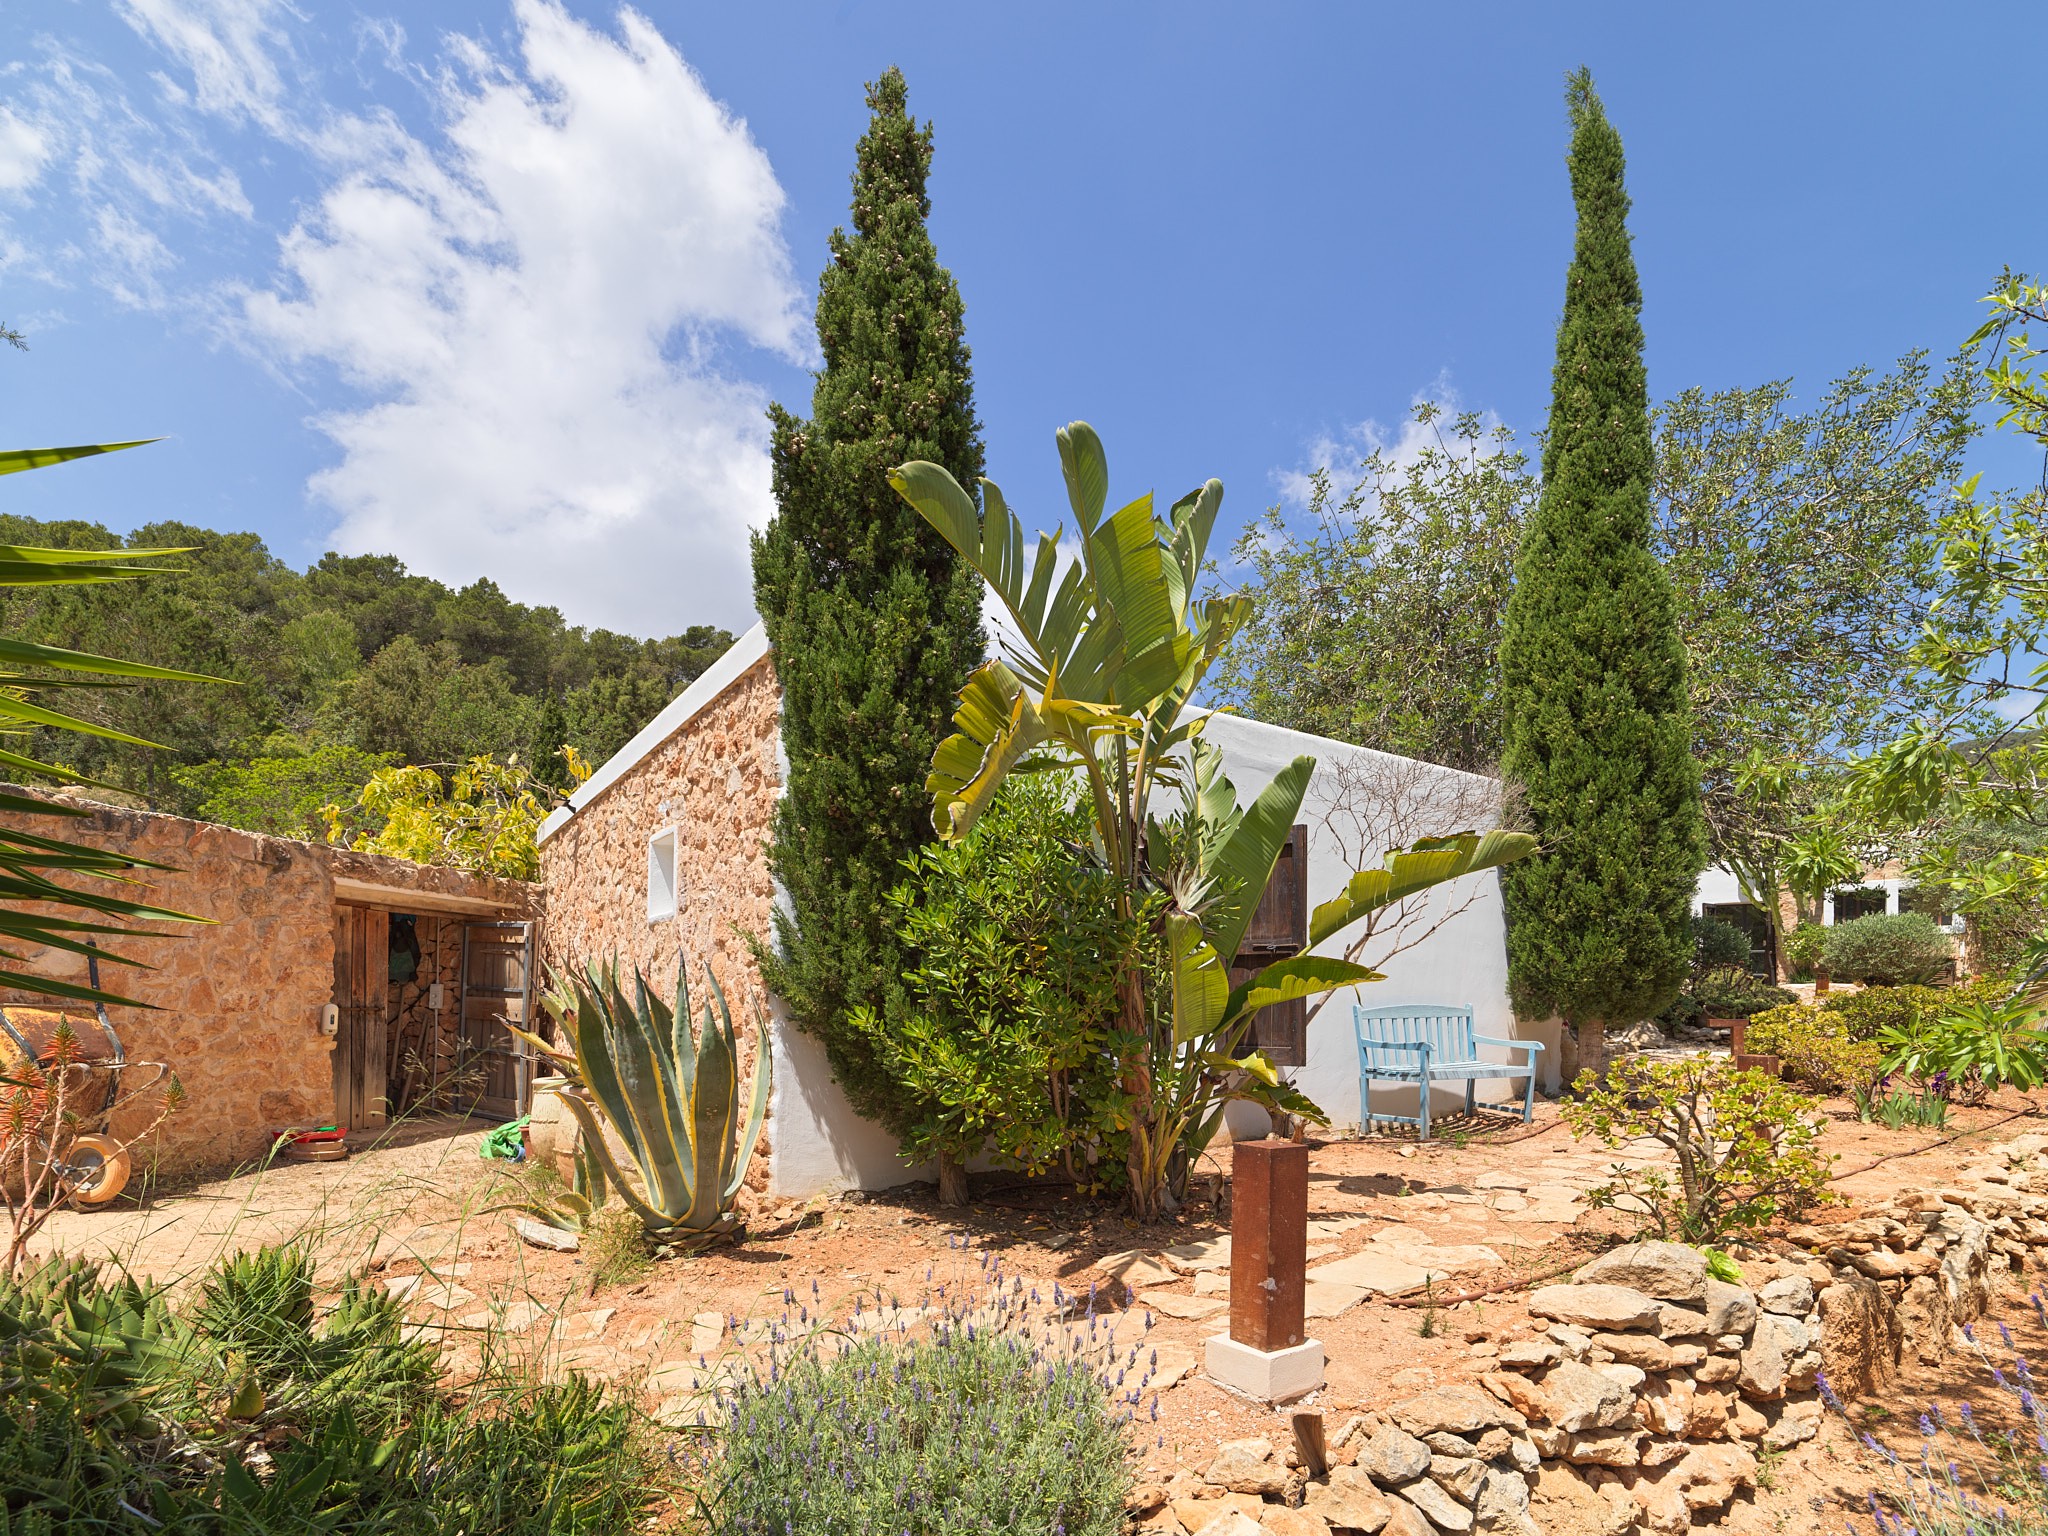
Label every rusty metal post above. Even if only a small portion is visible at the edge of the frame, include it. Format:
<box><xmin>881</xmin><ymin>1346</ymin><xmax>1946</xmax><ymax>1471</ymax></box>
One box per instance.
<box><xmin>1229</xmin><ymin>1137</ymin><xmax>1307</xmax><ymax>1352</ymax></box>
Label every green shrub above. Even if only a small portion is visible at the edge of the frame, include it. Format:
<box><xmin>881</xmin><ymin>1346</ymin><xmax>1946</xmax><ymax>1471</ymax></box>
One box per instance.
<box><xmin>1784</xmin><ymin>924</ymin><xmax>1827</xmax><ymax>980</ymax></box>
<box><xmin>1822</xmin><ymin>911</ymin><xmax>1954</xmax><ymax>986</ymax></box>
<box><xmin>1655</xmin><ymin>991</ymin><xmax>1704</xmax><ymax>1035</ymax></box>
<box><xmin>1562</xmin><ymin>1056</ymin><xmax>1832</xmax><ymax>1243</ymax></box>
<box><xmin>1880</xmin><ymin>991</ymin><xmax>2048</xmax><ymax>1101</ymax></box>
<box><xmin>1690</xmin><ymin>914</ymin><xmax>1753</xmax><ymax>989</ymax></box>
<box><xmin>1817</xmin><ymin>977</ymin><xmax>2005</xmax><ymax>1040</ymax></box>
<box><xmin>0</xmin><ymin>1244</ymin><xmax>661</xmax><ymax>1533</ymax></box>
<box><xmin>848</xmin><ymin>774</ymin><xmax>1135</xmax><ymax>1190</ymax></box>
<box><xmin>1696</xmin><ymin>978</ymin><xmax>1797</xmax><ymax>1019</ymax></box>
<box><xmin>706</xmin><ymin>1322</ymin><xmax>1133</xmax><ymax>1536</ymax></box>
<box><xmin>1744</xmin><ymin>1004</ymin><xmax>1884</xmax><ymax>1095</ymax></box>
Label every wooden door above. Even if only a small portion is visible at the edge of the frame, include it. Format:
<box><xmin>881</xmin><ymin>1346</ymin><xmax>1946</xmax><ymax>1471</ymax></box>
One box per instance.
<box><xmin>1233</xmin><ymin>824</ymin><xmax>1310</xmax><ymax>1067</ymax></box>
<box><xmin>331</xmin><ymin>906</ymin><xmax>389</xmax><ymax>1132</ymax></box>
<box><xmin>459</xmin><ymin>921</ymin><xmax>535</xmax><ymax>1120</ymax></box>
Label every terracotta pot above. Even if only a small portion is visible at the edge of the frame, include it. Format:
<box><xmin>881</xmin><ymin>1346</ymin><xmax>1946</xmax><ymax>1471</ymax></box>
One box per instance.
<box><xmin>525</xmin><ymin>1075</ymin><xmax>581</xmax><ymax>1167</ymax></box>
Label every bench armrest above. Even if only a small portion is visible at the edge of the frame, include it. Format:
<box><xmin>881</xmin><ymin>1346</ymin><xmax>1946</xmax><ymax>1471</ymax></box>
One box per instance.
<box><xmin>1472</xmin><ymin>1035</ymin><xmax>1544</xmax><ymax>1056</ymax></box>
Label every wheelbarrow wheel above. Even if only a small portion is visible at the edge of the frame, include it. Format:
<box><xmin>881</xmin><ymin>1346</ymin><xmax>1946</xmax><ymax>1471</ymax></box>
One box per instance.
<box><xmin>64</xmin><ymin>1134</ymin><xmax>130</xmax><ymax>1207</ymax></box>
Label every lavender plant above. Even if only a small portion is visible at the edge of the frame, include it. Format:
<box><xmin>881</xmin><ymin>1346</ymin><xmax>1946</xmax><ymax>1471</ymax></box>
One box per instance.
<box><xmin>698</xmin><ymin>1254</ymin><xmax>1142</xmax><ymax>1535</ymax></box>
<box><xmin>1825</xmin><ymin>1301</ymin><xmax>2048</xmax><ymax>1536</ymax></box>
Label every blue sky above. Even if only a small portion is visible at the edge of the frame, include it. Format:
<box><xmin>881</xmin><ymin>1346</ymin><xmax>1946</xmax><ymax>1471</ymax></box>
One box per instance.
<box><xmin>0</xmin><ymin>2</ymin><xmax>2039</xmax><ymax>638</ymax></box>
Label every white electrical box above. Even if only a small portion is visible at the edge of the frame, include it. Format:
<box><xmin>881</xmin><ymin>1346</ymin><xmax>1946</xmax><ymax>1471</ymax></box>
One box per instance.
<box><xmin>428</xmin><ymin>982</ymin><xmax>444</xmax><ymax>1010</ymax></box>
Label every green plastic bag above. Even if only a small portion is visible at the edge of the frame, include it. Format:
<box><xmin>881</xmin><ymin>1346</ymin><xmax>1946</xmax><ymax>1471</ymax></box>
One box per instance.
<box><xmin>480</xmin><ymin>1116</ymin><xmax>530</xmax><ymax>1161</ymax></box>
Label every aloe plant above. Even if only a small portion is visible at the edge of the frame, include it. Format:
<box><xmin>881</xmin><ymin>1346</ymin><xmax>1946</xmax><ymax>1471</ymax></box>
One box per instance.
<box><xmin>508</xmin><ymin>955</ymin><xmax>769</xmax><ymax>1248</ymax></box>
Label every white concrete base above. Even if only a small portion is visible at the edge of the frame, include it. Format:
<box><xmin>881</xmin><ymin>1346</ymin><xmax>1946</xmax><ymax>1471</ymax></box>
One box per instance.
<box><xmin>1204</xmin><ymin>1332</ymin><xmax>1325</xmax><ymax>1403</ymax></box>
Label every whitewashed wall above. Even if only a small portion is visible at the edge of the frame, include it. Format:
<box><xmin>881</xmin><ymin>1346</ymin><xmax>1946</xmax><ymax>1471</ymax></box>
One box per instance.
<box><xmin>760</xmin><ymin>711</ymin><xmax>1534</xmax><ymax>1197</ymax></box>
<box><xmin>1200</xmin><ymin>713</ymin><xmax>1545</xmax><ymax>1125</ymax></box>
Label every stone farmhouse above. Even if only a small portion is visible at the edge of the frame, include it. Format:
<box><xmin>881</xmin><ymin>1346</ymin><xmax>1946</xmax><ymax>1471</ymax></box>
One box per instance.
<box><xmin>0</xmin><ymin>793</ymin><xmax>537</xmax><ymax>1177</ymax></box>
<box><xmin>538</xmin><ymin>625</ymin><xmax>1544</xmax><ymax>1201</ymax></box>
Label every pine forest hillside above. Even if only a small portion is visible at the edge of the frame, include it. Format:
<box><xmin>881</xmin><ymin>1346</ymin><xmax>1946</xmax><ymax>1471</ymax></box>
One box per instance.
<box><xmin>0</xmin><ymin>513</ymin><xmax>732</xmax><ymax>839</ymax></box>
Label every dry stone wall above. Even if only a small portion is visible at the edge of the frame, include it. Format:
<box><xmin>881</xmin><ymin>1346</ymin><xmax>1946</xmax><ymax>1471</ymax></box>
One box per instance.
<box><xmin>536</xmin><ymin>653</ymin><xmax>781</xmax><ymax>1191</ymax></box>
<box><xmin>1136</xmin><ymin>1151</ymin><xmax>2048</xmax><ymax>1536</ymax></box>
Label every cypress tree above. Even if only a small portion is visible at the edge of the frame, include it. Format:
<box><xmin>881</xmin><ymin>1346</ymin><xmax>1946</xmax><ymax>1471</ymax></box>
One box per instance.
<box><xmin>1498</xmin><ymin>71</ymin><xmax>1706</xmax><ymax>1078</ymax></box>
<box><xmin>750</xmin><ymin>68</ymin><xmax>985</xmax><ymax>1124</ymax></box>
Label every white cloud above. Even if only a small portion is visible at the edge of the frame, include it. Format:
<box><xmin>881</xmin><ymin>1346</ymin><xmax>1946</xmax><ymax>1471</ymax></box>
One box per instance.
<box><xmin>234</xmin><ymin>0</ymin><xmax>806</xmax><ymax>634</ymax></box>
<box><xmin>115</xmin><ymin>0</ymin><xmax>302</xmax><ymax>136</ymax></box>
<box><xmin>1274</xmin><ymin>374</ymin><xmax>1508</xmax><ymax>508</ymax></box>
<box><xmin>0</xmin><ymin>106</ymin><xmax>51</xmax><ymax>193</ymax></box>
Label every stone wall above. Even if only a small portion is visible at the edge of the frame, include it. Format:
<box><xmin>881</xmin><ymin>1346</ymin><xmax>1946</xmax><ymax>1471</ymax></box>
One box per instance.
<box><xmin>536</xmin><ymin>651</ymin><xmax>781</xmax><ymax>1190</ymax></box>
<box><xmin>0</xmin><ymin>790</ymin><xmax>536</xmax><ymax>1178</ymax></box>
<box><xmin>1139</xmin><ymin>1163</ymin><xmax>2042</xmax><ymax>1536</ymax></box>
<box><xmin>0</xmin><ymin>797</ymin><xmax>337</xmax><ymax>1178</ymax></box>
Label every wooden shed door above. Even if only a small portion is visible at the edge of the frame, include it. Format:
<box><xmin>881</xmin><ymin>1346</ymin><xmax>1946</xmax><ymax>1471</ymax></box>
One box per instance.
<box><xmin>459</xmin><ymin>921</ymin><xmax>536</xmax><ymax>1120</ymax></box>
<box><xmin>331</xmin><ymin>906</ymin><xmax>389</xmax><ymax>1132</ymax></box>
<box><xmin>1233</xmin><ymin>824</ymin><xmax>1310</xmax><ymax>1068</ymax></box>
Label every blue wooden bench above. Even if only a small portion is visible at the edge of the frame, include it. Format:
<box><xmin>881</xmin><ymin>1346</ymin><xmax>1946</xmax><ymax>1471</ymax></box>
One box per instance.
<box><xmin>1353</xmin><ymin>1004</ymin><xmax>1544</xmax><ymax>1140</ymax></box>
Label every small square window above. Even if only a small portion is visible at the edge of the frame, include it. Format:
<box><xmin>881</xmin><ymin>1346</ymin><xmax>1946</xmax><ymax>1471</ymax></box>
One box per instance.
<box><xmin>647</xmin><ymin>828</ymin><xmax>679</xmax><ymax>921</ymax></box>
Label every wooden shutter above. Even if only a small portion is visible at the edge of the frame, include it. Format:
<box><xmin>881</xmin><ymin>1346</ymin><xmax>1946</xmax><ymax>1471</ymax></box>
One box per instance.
<box><xmin>1241</xmin><ymin>825</ymin><xmax>1309</xmax><ymax>951</ymax></box>
<box><xmin>1232</xmin><ymin>824</ymin><xmax>1310</xmax><ymax>1067</ymax></box>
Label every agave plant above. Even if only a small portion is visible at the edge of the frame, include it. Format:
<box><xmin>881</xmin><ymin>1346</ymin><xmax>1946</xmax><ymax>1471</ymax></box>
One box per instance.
<box><xmin>508</xmin><ymin>955</ymin><xmax>769</xmax><ymax>1249</ymax></box>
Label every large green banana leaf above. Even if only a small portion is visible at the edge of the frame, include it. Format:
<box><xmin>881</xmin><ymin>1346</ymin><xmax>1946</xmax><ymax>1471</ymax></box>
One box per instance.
<box><xmin>1310</xmin><ymin>829</ymin><xmax>1540</xmax><ymax>947</ymax></box>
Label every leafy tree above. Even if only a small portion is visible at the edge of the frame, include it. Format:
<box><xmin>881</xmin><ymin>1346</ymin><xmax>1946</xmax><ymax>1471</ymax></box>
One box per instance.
<box><xmin>1819</xmin><ymin>275</ymin><xmax>2048</xmax><ymax>970</ymax></box>
<box><xmin>172</xmin><ymin>742</ymin><xmax>396</xmax><ymax>841</ymax></box>
<box><xmin>0</xmin><ymin>517</ymin><xmax>730</xmax><ymax>822</ymax></box>
<box><xmin>1222</xmin><ymin>353</ymin><xmax>1979</xmax><ymax>835</ymax></box>
<box><xmin>1216</xmin><ymin>405</ymin><xmax>1530</xmax><ymax>773</ymax></box>
<box><xmin>325</xmin><ymin>756</ymin><xmax>573</xmax><ymax>881</ymax></box>
<box><xmin>749</xmin><ymin>68</ymin><xmax>986</xmax><ymax>1125</ymax></box>
<box><xmin>1497</xmin><ymin>71</ymin><xmax>1706</xmax><ymax>1075</ymax></box>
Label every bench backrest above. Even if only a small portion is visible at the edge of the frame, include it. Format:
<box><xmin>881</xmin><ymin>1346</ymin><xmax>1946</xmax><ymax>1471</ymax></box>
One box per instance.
<box><xmin>1354</xmin><ymin>1005</ymin><xmax>1477</xmax><ymax>1070</ymax></box>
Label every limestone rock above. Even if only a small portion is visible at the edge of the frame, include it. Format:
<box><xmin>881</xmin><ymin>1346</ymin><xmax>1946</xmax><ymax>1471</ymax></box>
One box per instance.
<box><xmin>1539</xmin><ymin>1361</ymin><xmax>1637</xmax><ymax>1434</ymax></box>
<box><xmin>1763</xmin><ymin>1396</ymin><xmax>1823</xmax><ymax>1450</ymax></box>
<box><xmin>1574</xmin><ymin>1241</ymin><xmax>1708</xmax><ymax>1303</ymax></box>
<box><xmin>1165</xmin><ymin>1236</ymin><xmax>1234</xmax><ymax>1273</ymax></box>
<box><xmin>1308</xmin><ymin>1252</ymin><xmax>1432</xmax><ymax>1295</ymax></box>
<box><xmin>1738</xmin><ymin>1313</ymin><xmax>1808</xmax><ymax>1400</ymax></box>
<box><xmin>1759</xmin><ymin>1274</ymin><xmax>1815</xmax><ymax>1315</ymax></box>
<box><xmin>1480</xmin><ymin>1370</ymin><xmax>1547</xmax><ymax>1423</ymax></box>
<box><xmin>1428</xmin><ymin>1456</ymin><xmax>1486</xmax><ymax>1504</ymax></box>
<box><xmin>1683</xmin><ymin>1386</ymin><xmax>1735</xmax><ymax>1440</ymax></box>
<box><xmin>1190</xmin><ymin>1511</ymin><xmax>1265</xmax><ymax>1536</ymax></box>
<box><xmin>1588</xmin><ymin>1331</ymin><xmax>1689</xmax><ymax>1370</ymax></box>
<box><xmin>1654</xmin><ymin>1303</ymin><xmax>1711</xmax><ymax>1339</ymax></box>
<box><xmin>1472</xmin><ymin>1466</ymin><xmax>1535</xmax><ymax>1533</ymax></box>
<box><xmin>1209</xmin><ymin>1439</ymin><xmax>1291</xmax><ymax>1497</ymax></box>
<box><xmin>1694</xmin><ymin>1355</ymin><xmax>1738</xmax><ymax>1385</ymax></box>
<box><xmin>1379</xmin><ymin>1492</ymin><xmax>1435</xmax><ymax>1536</ymax></box>
<box><xmin>1179</xmin><ymin>1494</ymin><xmax>1268</xmax><ymax>1534</ymax></box>
<box><xmin>1526</xmin><ymin>1284</ymin><xmax>1661</xmax><ymax>1332</ymax></box>
<box><xmin>1129</xmin><ymin>1483</ymin><xmax>1171</xmax><ymax>1514</ymax></box>
<box><xmin>1304</xmin><ymin>1465</ymin><xmax>1392</xmax><ymax>1533</ymax></box>
<box><xmin>1389</xmin><ymin>1385</ymin><xmax>1525</xmax><ymax>1438</ymax></box>
<box><xmin>1702</xmin><ymin>1278</ymin><xmax>1757</xmax><ymax>1336</ymax></box>
<box><xmin>1854</xmin><ymin>1248</ymin><xmax>1939</xmax><ymax>1280</ymax></box>
<box><xmin>1562</xmin><ymin>1428</ymin><xmax>1643</xmax><ymax>1467</ymax></box>
<box><xmin>1530</xmin><ymin>1462</ymin><xmax>1636</xmax><ymax>1536</ymax></box>
<box><xmin>1592</xmin><ymin>1362</ymin><xmax>1647</xmax><ymax>1392</ymax></box>
<box><xmin>1398</xmin><ymin>1476</ymin><xmax>1474</xmax><ymax>1533</ymax></box>
<box><xmin>1496</xmin><ymin>1340</ymin><xmax>1561</xmax><ymax>1371</ymax></box>
<box><xmin>1261</xmin><ymin>1509</ymin><xmax>1333</xmax><ymax>1536</ymax></box>
<box><xmin>1357</xmin><ymin>1425</ymin><xmax>1432</xmax><ymax>1485</ymax></box>
<box><xmin>1672</xmin><ymin>1443</ymin><xmax>1757</xmax><ymax>1509</ymax></box>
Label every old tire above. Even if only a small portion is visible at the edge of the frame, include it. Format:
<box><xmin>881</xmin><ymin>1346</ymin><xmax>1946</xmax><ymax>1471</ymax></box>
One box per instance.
<box><xmin>65</xmin><ymin>1134</ymin><xmax>130</xmax><ymax>1206</ymax></box>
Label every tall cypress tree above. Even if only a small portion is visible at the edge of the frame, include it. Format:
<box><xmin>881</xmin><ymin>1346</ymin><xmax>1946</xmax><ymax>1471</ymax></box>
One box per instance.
<box><xmin>751</xmin><ymin>68</ymin><xmax>985</xmax><ymax>1122</ymax></box>
<box><xmin>1498</xmin><ymin>71</ymin><xmax>1706</xmax><ymax>1078</ymax></box>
